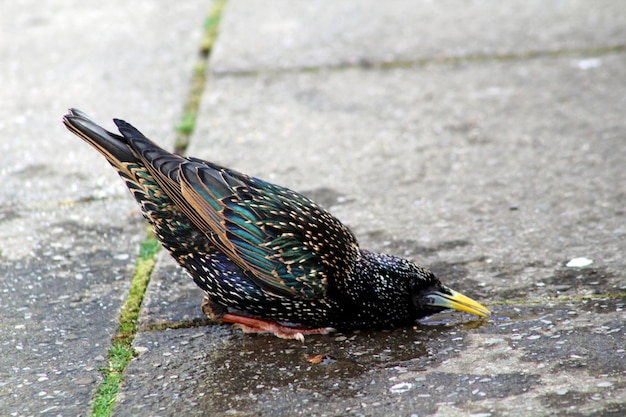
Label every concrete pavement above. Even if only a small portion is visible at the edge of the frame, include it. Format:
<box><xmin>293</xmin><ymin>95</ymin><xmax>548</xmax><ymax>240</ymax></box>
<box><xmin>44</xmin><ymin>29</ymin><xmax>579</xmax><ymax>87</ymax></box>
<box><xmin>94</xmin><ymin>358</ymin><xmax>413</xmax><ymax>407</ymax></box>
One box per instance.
<box><xmin>1</xmin><ymin>1</ymin><xmax>625</xmax><ymax>416</ymax></box>
<box><xmin>0</xmin><ymin>1</ymin><xmax>210</xmax><ymax>415</ymax></box>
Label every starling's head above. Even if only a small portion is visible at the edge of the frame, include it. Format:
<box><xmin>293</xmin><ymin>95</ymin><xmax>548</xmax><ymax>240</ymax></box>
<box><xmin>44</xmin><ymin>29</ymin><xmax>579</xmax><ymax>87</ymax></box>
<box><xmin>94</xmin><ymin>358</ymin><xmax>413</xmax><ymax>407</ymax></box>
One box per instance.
<box><xmin>409</xmin><ymin>268</ymin><xmax>491</xmax><ymax>319</ymax></box>
<box><xmin>356</xmin><ymin>251</ymin><xmax>490</xmax><ymax>324</ymax></box>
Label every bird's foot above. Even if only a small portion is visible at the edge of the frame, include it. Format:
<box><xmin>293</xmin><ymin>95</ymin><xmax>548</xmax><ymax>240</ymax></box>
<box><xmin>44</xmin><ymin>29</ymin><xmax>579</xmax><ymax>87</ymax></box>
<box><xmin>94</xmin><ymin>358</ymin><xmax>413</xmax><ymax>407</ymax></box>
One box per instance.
<box><xmin>221</xmin><ymin>312</ymin><xmax>335</xmax><ymax>342</ymax></box>
<box><xmin>201</xmin><ymin>294</ymin><xmax>335</xmax><ymax>341</ymax></box>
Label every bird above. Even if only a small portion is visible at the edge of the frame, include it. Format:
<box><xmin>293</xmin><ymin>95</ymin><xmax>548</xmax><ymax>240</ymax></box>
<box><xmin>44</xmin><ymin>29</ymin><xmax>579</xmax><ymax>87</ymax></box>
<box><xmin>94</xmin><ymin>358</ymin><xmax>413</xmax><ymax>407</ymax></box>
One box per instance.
<box><xmin>63</xmin><ymin>109</ymin><xmax>490</xmax><ymax>341</ymax></box>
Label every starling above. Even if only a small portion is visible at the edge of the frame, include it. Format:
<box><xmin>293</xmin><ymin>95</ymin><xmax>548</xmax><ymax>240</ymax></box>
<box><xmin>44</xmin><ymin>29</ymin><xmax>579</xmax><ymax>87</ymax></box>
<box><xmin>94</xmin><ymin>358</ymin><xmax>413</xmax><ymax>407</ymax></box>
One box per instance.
<box><xmin>63</xmin><ymin>109</ymin><xmax>490</xmax><ymax>340</ymax></box>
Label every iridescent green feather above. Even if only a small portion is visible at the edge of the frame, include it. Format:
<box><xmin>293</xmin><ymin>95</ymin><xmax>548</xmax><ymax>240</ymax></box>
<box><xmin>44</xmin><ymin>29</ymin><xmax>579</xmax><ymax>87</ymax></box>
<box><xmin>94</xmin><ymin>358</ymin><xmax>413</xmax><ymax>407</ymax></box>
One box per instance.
<box><xmin>179</xmin><ymin>163</ymin><xmax>358</xmax><ymax>300</ymax></box>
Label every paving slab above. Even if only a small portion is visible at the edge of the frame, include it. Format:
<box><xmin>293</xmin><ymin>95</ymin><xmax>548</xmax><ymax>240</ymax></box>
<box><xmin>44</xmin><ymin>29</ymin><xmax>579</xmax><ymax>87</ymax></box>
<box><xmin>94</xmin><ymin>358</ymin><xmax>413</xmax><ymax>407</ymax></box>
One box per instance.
<box><xmin>192</xmin><ymin>53</ymin><xmax>626</xmax><ymax>301</ymax></box>
<box><xmin>0</xmin><ymin>0</ymin><xmax>206</xmax><ymax>207</ymax></box>
<box><xmin>0</xmin><ymin>1</ymin><xmax>209</xmax><ymax>415</ymax></box>
<box><xmin>211</xmin><ymin>0</ymin><xmax>626</xmax><ymax>73</ymax></box>
<box><xmin>129</xmin><ymin>51</ymin><xmax>626</xmax><ymax>416</ymax></box>
<box><xmin>115</xmin><ymin>0</ymin><xmax>626</xmax><ymax>415</ymax></box>
<box><xmin>0</xmin><ymin>201</ymin><xmax>142</xmax><ymax>416</ymax></box>
<box><xmin>3</xmin><ymin>0</ymin><xmax>622</xmax><ymax>416</ymax></box>
<box><xmin>138</xmin><ymin>252</ymin><xmax>209</xmax><ymax>331</ymax></box>
<box><xmin>120</xmin><ymin>300</ymin><xmax>624</xmax><ymax>416</ymax></box>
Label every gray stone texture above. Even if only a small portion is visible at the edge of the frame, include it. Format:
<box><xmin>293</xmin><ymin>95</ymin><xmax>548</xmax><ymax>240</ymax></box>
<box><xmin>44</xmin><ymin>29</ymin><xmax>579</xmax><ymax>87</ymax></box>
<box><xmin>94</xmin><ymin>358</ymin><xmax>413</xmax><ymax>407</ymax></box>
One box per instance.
<box><xmin>0</xmin><ymin>1</ymin><xmax>209</xmax><ymax>415</ymax></box>
<box><xmin>210</xmin><ymin>0</ymin><xmax>626</xmax><ymax>73</ymax></box>
<box><xmin>1</xmin><ymin>0</ymin><xmax>625</xmax><ymax>416</ymax></box>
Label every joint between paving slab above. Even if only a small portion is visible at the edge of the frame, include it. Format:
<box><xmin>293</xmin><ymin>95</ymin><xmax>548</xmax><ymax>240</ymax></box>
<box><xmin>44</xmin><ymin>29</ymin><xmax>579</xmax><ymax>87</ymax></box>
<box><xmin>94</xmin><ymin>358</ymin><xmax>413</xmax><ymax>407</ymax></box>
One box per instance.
<box><xmin>134</xmin><ymin>291</ymin><xmax>626</xmax><ymax>335</ymax></box>
<box><xmin>0</xmin><ymin>195</ymin><xmax>120</xmax><ymax>214</ymax></box>
<box><xmin>490</xmin><ymin>291</ymin><xmax>626</xmax><ymax>308</ymax></box>
<box><xmin>210</xmin><ymin>44</ymin><xmax>626</xmax><ymax>78</ymax></box>
<box><xmin>87</xmin><ymin>2</ymin><xmax>228</xmax><ymax>415</ymax></box>
<box><xmin>141</xmin><ymin>317</ymin><xmax>215</xmax><ymax>333</ymax></box>
<box><xmin>174</xmin><ymin>0</ymin><xmax>227</xmax><ymax>154</ymax></box>
<box><xmin>90</xmin><ymin>232</ymin><xmax>160</xmax><ymax>416</ymax></box>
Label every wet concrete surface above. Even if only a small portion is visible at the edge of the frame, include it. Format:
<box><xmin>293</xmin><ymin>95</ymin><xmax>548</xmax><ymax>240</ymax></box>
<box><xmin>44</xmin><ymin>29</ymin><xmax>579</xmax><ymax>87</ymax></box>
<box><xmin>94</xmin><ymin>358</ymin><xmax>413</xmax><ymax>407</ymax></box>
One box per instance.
<box><xmin>138</xmin><ymin>253</ymin><xmax>211</xmax><ymax>331</ymax></box>
<box><xmin>136</xmin><ymin>0</ymin><xmax>625</xmax><ymax>414</ymax></box>
<box><xmin>0</xmin><ymin>201</ymin><xmax>143</xmax><ymax>416</ymax></box>
<box><xmin>2</xmin><ymin>0</ymin><xmax>625</xmax><ymax>416</ymax></box>
<box><xmin>118</xmin><ymin>299</ymin><xmax>625</xmax><ymax>416</ymax></box>
<box><xmin>0</xmin><ymin>0</ymin><xmax>209</xmax><ymax>415</ymax></box>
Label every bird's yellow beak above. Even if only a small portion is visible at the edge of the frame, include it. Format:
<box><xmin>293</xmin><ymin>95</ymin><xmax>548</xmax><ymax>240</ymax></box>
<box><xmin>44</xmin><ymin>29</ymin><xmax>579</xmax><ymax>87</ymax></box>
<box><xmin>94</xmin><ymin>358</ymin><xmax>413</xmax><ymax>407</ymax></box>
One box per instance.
<box><xmin>426</xmin><ymin>287</ymin><xmax>491</xmax><ymax>317</ymax></box>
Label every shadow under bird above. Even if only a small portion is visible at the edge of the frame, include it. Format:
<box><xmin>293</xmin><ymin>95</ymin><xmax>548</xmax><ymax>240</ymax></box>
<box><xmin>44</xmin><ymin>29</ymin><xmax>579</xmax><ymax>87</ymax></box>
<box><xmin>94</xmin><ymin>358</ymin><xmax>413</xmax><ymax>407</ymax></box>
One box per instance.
<box><xmin>63</xmin><ymin>109</ymin><xmax>490</xmax><ymax>341</ymax></box>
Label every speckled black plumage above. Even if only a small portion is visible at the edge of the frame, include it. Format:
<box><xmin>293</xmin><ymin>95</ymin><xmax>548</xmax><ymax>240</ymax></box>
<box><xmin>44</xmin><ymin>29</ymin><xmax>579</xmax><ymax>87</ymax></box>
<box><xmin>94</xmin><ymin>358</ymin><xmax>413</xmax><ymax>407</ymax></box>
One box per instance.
<box><xmin>63</xmin><ymin>109</ymin><xmax>489</xmax><ymax>335</ymax></box>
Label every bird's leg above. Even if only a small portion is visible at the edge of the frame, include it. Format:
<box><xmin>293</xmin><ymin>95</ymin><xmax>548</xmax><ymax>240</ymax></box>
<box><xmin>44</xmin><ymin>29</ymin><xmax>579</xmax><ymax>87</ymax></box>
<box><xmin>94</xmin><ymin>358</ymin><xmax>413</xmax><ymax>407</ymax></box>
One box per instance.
<box><xmin>221</xmin><ymin>313</ymin><xmax>335</xmax><ymax>342</ymax></box>
<box><xmin>201</xmin><ymin>294</ymin><xmax>334</xmax><ymax>341</ymax></box>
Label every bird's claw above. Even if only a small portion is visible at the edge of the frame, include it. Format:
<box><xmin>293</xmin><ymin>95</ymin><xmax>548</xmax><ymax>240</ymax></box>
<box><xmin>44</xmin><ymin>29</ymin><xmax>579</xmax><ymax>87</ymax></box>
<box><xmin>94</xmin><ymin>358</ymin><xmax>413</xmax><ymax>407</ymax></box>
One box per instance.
<box><xmin>222</xmin><ymin>312</ymin><xmax>335</xmax><ymax>341</ymax></box>
<box><xmin>233</xmin><ymin>323</ymin><xmax>306</xmax><ymax>341</ymax></box>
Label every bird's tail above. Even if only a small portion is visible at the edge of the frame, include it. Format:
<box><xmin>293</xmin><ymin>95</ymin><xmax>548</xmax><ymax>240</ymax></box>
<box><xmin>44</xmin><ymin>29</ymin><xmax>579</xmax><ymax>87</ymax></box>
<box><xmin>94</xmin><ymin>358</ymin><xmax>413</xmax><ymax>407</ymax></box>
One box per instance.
<box><xmin>63</xmin><ymin>108</ymin><xmax>138</xmax><ymax>168</ymax></box>
<box><xmin>62</xmin><ymin>109</ymin><xmax>206</xmax><ymax>260</ymax></box>
<box><xmin>62</xmin><ymin>108</ymin><xmax>170</xmax><ymax>227</ymax></box>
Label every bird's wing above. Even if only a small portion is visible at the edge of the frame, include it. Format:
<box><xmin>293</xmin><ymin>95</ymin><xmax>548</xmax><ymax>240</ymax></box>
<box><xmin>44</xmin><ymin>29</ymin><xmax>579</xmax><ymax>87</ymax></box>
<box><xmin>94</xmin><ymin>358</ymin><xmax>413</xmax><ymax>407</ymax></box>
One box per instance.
<box><xmin>111</xmin><ymin>117</ymin><xmax>359</xmax><ymax>299</ymax></box>
<box><xmin>177</xmin><ymin>161</ymin><xmax>360</xmax><ymax>300</ymax></box>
